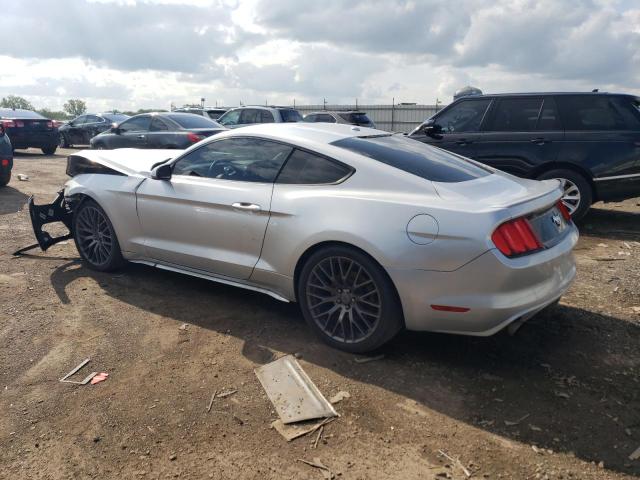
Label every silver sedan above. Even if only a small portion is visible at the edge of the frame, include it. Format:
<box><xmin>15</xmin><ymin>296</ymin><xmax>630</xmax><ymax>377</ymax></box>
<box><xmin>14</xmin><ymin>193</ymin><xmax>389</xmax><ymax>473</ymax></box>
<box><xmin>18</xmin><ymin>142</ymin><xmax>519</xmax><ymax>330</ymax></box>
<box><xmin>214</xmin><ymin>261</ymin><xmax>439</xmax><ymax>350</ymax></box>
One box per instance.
<box><xmin>29</xmin><ymin>123</ymin><xmax>578</xmax><ymax>352</ymax></box>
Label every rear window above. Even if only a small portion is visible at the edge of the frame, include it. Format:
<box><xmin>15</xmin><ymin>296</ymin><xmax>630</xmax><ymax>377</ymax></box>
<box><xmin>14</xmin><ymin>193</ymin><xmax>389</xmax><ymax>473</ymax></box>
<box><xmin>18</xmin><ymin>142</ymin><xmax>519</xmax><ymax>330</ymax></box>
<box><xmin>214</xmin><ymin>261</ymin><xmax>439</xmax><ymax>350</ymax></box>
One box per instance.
<box><xmin>556</xmin><ymin>95</ymin><xmax>640</xmax><ymax>130</ymax></box>
<box><xmin>279</xmin><ymin>109</ymin><xmax>302</xmax><ymax>122</ymax></box>
<box><xmin>339</xmin><ymin>112</ymin><xmax>373</xmax><ymax>126</ymax></box>
<box><xmin>0</xmin><ymin>108</ymin><xmax>45</xmax><ymax>119</ymax></box>
<box><xmin>331</xmin><ymin>134</ymin><xmax>491</xmax><ymax>183</ymax></box>
<box><xmin>167</xmin><ymin>114</ymin><xmax>222</xmax><ymax>129</ymax></box>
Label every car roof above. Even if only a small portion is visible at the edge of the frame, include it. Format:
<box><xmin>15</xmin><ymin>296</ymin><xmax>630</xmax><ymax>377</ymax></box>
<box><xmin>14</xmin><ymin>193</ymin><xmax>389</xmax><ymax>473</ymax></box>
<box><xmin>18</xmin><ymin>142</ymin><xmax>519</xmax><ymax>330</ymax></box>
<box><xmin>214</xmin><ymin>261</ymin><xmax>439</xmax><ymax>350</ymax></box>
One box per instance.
<box><xmin>210</xmin><ymin>122</ymin><xmax>384</xmax><ymax>146</ymax></box>
<box><xmin>454</xmin><ymin>91</ymin><xmax>636</xmax><ymax>99</ymax></box>
<box><xmin>0</xmin><ymin>108</ymin><xmax>44</xmax><ymax>119</ymax></box>
<box><xmin>305</xmin><ymin>111</ymin><xmax>366</xmax><ymax>115</ymax></box>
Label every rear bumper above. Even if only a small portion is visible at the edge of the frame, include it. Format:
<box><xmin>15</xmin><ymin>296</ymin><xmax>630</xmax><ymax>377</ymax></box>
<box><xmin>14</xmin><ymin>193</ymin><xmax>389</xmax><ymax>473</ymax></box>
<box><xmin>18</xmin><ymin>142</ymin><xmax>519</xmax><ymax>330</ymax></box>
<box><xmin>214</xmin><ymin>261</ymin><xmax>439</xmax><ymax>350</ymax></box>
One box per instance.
<box><xmin>7</xmin><ymin>130</ymin><xmax>57</xmax><ymax>149</ymax></box>
<box><xmin>388</xmin><ymin>224</ymin><xmax>579</xmax><ymax>335</ymax></box>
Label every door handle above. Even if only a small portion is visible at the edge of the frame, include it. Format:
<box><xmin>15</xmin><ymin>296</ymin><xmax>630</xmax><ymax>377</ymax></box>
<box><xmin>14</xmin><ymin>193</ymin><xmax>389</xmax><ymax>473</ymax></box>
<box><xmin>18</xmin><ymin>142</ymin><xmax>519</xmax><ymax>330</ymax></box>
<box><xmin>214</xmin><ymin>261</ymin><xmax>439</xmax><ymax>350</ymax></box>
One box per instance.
<box><xmin>137</xmin><ymin>134</ymin><xmax>146</xmax><ymax>139</ymax></box>
<box><xmin>232</xmin><ymin>202</ymin><xmax>261</xmax><ymax>212</ymax></box>
<box><xmin>530</xmin><ymin>137</ymin><xmax>548</xmax><ymax>145</ymax></box>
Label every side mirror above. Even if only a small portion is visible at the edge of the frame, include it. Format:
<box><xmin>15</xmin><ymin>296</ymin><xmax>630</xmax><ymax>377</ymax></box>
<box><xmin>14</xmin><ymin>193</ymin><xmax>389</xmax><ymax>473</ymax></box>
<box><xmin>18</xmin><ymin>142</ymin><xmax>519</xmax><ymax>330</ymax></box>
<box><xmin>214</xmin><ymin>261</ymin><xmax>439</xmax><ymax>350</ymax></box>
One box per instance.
<box><xmin>151</xmin><ymin>163</ymin><xmax>172</xmax><ymax>180</ymax></box>
<box><xmin>110</xmin><ymin>123</ymin><xmax>121</xmax><ymax>134</ymax></box>
<box><xmin>423</xmin><ymin>123</ymin><xmax>443</xmax><ymax>137</ymax></box>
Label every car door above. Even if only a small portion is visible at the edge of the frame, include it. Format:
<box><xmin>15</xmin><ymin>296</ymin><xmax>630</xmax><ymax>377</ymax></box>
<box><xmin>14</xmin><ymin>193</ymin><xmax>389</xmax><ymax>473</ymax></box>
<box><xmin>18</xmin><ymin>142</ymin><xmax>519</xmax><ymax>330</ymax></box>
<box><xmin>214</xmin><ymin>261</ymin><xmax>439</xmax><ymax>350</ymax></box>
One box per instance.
<box><xmin>555</xmin><ymin>95</ymin><xmax>640</xmax><ymax>200</ymax></box>
<box><xmin>412</xmin><ymin>97</ymin><xmax>492</xmax><ymax>158</ymax></box>
<box><xmin>68</xmin><ymin>115</ymin><xmax>87</xmax><ymax>144</ymax></box>
<box><xmin>238</xmin><ymin>109</ymin><xmax>260</xmax><ymax>127</ymax></box>
<box><xmin>135</xmin><ymin>137</ymin><xmax>294</xmax><ymax>279</ymax></box>
<box><xmin>474</xmin><ymin>96</ymin><xmax>563</xmax><ymax>176</ymax></box>
<box><xmin>111</xmin><ymin>115</ymin><xmax>151</xmax><ymax>148</ymax></box>
<box><xmin>147</xmin><ymin>116</ymin><xmax>174</xmax><ymax>148</ymax></box>
<box><xmin>82</xmin><ymin>114</ymin><xmax>103</xmax><ymax>144</ymax></box>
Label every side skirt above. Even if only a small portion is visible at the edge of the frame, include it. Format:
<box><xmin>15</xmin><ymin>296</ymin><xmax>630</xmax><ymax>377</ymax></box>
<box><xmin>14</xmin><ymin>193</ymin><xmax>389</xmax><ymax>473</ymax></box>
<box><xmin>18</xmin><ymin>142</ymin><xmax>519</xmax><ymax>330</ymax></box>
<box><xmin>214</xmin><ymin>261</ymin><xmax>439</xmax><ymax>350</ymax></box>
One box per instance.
<box><xmin>129</xmin><ymin>259</ymin><xmax>291</xmax><ymax>303</ymax></box>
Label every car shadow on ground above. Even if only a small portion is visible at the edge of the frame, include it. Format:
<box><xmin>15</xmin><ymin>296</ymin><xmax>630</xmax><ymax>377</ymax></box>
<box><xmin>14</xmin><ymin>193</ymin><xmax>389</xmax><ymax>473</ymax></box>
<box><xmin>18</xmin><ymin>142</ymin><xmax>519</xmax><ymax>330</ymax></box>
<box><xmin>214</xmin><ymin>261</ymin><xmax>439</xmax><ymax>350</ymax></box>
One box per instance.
<box><xmin>580</xmin><ymin>205</ymin><xmax>640</xmax><ymax>241</ymax></box>
<box><xmin>12</xmin><ymin>149</ymin><xmax>68</xmax><ymax>158</ymax></box>
<box><xmin>49</xmin><ymin>259</ymin><xmax>640</xmax><ymax>477</ymax></box>
<box><xmin>0</xmin><ymin>186</ymin><xmax>28</xmax><ymax>215</ymax></box>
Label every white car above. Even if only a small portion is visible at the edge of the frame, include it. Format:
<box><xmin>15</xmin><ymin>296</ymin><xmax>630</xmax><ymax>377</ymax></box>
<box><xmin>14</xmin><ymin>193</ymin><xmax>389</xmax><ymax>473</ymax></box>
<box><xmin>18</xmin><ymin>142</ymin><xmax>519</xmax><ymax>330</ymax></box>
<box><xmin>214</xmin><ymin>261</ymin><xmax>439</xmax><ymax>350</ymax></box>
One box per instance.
<box><xmin>28</xmin><ymin>123</ymin><xmax>578</xmax><ymax>352</ymax></box>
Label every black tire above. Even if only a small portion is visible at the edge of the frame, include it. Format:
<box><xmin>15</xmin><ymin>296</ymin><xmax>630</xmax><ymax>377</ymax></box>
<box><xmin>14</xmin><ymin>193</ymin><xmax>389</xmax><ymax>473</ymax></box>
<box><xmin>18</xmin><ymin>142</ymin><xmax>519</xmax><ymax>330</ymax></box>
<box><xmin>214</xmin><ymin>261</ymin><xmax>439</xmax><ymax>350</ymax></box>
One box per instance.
<box><xmin>41</xmin><ymin>145</ymin><xmax>57</xmax><ymax>155</ymax></box>
<box><xmin>0</xmin><ymin>171</ymin><xmax>10</xmax><ymax>187</ymax></box>
<box><xmin>537</xmin><ymin>169</ymin><xmax>592</xmax><ymax>221</ymax></box>
<box><xmin>93</xmin><ymin>143</ymin><xmax>106</xmax><ymax>150</ymax></box>
<box><xmin>298</xmin><ymin>245</ymin><xmax>403</xmax><ymax>353</ymax></box>
<box><xmin>59</xmin><ymin>133</ymin><xmax>70</xmax><ymax>148</ymax></box>
<box><xmin>72</xmin><ymin>198</ymin><xmax>125</xmax><ymax>272</ymax></box>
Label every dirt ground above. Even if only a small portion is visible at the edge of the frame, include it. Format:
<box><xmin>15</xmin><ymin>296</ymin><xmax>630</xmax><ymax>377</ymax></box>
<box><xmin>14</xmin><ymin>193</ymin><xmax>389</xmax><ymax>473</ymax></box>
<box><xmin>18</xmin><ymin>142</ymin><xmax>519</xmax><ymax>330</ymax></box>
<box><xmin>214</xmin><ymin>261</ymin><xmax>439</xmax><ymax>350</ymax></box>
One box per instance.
<box><xmin>1</xmin><ymin>148</ymin><xmax>639</xmax><ymax>480</ymax></box>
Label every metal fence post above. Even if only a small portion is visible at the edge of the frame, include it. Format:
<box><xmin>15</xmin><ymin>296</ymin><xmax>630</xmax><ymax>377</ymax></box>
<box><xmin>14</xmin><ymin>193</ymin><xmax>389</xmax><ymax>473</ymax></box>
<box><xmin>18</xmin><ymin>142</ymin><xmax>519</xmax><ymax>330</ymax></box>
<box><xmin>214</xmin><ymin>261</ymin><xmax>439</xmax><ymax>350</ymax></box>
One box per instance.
<box><xmin>391</xmin><ymin>98</ymin><xmax>395</xmax><ymax>132</ymax></box>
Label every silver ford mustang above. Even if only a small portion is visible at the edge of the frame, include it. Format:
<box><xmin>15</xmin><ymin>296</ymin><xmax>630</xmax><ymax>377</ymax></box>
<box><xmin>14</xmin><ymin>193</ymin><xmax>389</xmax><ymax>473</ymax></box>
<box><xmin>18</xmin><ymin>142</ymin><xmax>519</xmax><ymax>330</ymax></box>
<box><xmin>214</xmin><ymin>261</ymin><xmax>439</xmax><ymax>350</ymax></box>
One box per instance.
<box><xmin>28</xmin><ymin>123</ymin><xmax>578</xmax><ymax>352</ymax></box>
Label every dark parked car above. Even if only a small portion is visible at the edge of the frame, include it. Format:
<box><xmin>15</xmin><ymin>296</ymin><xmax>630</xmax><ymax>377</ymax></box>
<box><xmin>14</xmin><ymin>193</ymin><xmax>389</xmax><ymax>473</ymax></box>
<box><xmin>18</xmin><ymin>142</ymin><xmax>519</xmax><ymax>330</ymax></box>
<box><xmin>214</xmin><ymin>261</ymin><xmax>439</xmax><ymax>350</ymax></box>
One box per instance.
<box><xmin>59</xmin><ymin>113</ymin><xmax>130</xmax><ymax>147</ymax></box>
<box><xmin>303</xmin><ymin>110</ymin><xmax>376</xmax><ymax>128</ymax></box>
<box><xmin>0</xmin><ymin>108</ymin><xmax>58</xmax><ymax>155</ymax></box>
<box><xmin>409</xmin><ymin>92</ymin><xmax>640</xmax><ymax>220</ymax></box>
<box><xmin>0</xmin><ymin>122</ymin><xmax>12</xmax><ymax>186</ymax></box>
<box><xmin>90</xmin><ymin>112</ymin><xmax>226</xmax><ymax>150</ymax></box>
<box><xmin>173</xmin><ymin>107</ymin><xmax>228</xmax><ymax>120</ymax></box>
<box><xmin>217</xmin><ymin>106</ymin><xmax>302</xmax><ymax>129</ymax></box>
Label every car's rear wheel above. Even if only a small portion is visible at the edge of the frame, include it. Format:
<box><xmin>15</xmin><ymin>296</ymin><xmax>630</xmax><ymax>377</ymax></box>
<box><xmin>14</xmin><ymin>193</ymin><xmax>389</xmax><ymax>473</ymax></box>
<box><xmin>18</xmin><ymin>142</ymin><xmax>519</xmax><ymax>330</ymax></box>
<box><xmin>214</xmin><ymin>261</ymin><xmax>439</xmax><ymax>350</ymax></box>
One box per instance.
<box><xmin>58</xmin><ymin>133</ymin><xmax>70</xmax><ymax>148</ymax></box>
<box><xmin>0</xmin><ymin>171</ymin><xmax>10</xmax><ymax>187</ymax></box>
<box><xmin>298</xmin><ymin>246</ymin><xmax>403</xmax><ymax>353</ymax></box>
<box><xmin>537</xmin><ymin>169</ymin><xmax>592</xmax><ymax>221</ymax></box>
<box><xmin>72</xmin><ymin>198</ymin><xmax>125</xmax><ymax>272</ymax></box>
<box><xmin>41</xmin><ymin>145</ymin><xmax>57</xmax><ymax>155</ymax></box>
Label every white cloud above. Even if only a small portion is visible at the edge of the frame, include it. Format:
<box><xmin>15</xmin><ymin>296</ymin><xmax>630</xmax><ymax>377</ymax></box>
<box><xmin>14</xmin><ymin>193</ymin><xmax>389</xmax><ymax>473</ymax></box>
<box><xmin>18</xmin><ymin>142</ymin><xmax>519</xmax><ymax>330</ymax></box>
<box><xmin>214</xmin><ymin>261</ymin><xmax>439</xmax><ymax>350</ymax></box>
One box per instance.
<box><xmin>0</xmin><ymin>0</ymin><xmax>638</xmax><ymax>112</ymax></box>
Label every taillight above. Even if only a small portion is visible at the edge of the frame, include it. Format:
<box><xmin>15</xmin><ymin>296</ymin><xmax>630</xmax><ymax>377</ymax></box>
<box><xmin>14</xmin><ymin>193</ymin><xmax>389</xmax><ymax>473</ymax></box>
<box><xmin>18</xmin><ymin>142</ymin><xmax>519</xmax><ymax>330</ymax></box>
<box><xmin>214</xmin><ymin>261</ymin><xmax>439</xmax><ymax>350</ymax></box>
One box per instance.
<box><xmin>1</xmin><ymin>119</ymin><xmax>16</xmax><ymax>128</ymax></box>
<box><xmin>1</xmin><ymin>159</ymin><xmax>8</xmax><ymax>167</ymax></box>
<box><xmin>187</xmin><ymin>132</ymin><xmax>204</xmax><ymax>143</ymax></box>
<box><xmin>492</xmin><ymin>217</ymin><xmax>542</xmax><ymax>257</ymax></box>
<box><xmin>557</xmin><ymin>201</ymin><xmax>571</xmax><ymax>222</ymax></box>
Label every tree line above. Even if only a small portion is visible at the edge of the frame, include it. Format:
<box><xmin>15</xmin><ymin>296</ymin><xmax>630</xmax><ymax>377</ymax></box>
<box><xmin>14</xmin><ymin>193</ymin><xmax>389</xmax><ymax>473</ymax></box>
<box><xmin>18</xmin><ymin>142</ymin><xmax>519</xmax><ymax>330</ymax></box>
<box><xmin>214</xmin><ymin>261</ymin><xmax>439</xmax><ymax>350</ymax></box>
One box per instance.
<box><xmin>0</xmin><ymin>95</ymin><xmax>166</xmax><ymax>120</ymax></box>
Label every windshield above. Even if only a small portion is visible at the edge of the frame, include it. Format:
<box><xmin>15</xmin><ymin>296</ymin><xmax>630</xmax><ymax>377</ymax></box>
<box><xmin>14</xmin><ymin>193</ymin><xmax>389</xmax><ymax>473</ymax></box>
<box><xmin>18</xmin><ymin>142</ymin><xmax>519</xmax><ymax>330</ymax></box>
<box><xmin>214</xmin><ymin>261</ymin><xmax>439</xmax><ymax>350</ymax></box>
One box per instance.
<box><xmin>103</xmin><ymin>114</ymin><xmax>129</xmax><ymax>123</ymax></box>
<box><xmin>279</xmin><ymin>109</ymin><xmax>303</xmax><ymax>122</ymax></box>
<box><xmin>331</xmin><ymin>134</ymin><xmax>491</xmax><ymax>183</ymax></box>
<box><xmin>167</xmin><ymin>114</ymin><xmax>222</xmax><ymax>129</ymax></box>
<box><xmin>339</xmin><ymin>112</ymin><xmax>374</xmax><ymax>126</ymax></box>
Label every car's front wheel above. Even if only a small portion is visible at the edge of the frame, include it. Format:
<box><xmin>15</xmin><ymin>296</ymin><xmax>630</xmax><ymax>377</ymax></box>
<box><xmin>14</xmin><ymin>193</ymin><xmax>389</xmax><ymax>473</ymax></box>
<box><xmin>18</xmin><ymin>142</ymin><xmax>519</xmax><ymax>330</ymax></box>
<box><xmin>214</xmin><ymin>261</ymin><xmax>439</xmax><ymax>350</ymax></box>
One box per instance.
<box><xmin>298</xmin><ymin>245</ymin><xmax>403</xmax><ymax>353</ymax></box>
<box><xmin>537</xmin><ymin>169</ymin><xmax>592</xmax><ymax>221</ymax></box>
<box><xmin>59</xmin><ymin>133</ymin><xmax>70</xmax><ymax>148</ymax></box>
<box><xmin>72</xmin><ymin>198</ymin><xmax>125</xmax><ymax>272</ymax></box>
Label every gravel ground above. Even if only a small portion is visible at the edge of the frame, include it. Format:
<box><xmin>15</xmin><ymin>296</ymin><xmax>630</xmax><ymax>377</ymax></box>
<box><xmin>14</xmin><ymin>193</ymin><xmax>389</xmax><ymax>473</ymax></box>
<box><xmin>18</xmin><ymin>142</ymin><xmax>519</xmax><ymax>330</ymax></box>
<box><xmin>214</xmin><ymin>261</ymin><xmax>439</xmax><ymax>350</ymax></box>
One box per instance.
<box><xmin>1</xmin><ymin>148</ymin><xmax>639</xmax><ymax>480</ymax></box>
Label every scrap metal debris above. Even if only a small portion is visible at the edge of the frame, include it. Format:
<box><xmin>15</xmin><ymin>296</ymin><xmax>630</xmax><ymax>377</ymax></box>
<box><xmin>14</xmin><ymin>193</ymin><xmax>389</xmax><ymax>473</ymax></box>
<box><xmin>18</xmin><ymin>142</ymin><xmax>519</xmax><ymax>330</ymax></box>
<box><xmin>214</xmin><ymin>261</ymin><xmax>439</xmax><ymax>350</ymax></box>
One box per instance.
<box><xmin>630</xmin><ymin>445</ymin><xmax>640</xmax><ymax>461</ymax></box>
<box><xmin>313</xmin><ymin>425</ymin><xmax>324</xmax><ymax>449</ymax></box>
<box><xmin>504</xmin><ymin>413</ymin><xmax>530</xmax><ymax>426</ymax></box>
<box><xmin>272</xmin><ymin>416</ymin><xmax>335</xmax><ymax>442</ymax></box>
<box><xmin>59</xmin><ymin>358</ymin><xmax>97</xmax><ymax>385</ymax></box>
<box><xmin>297</xmin><ymin>457</ymin><xmax>335</xmax><ymax>479</ymax></box>
<box><xmin>255</xmin><ymin>355</ymin><xmax>337</xmax><ymax>424</ymax></box>
<box><xmin>353</xmin><ymin>354</ymin><xmax>385</xmax><ymax>364</ymax></box>
<box><xmin>216</xmin><ymin>389</ymin><xmax>237</xmax><ymax>398</ymax></box>
<box><xmin>17</xmin><ymin>174</ymin><xmax>29</xmax><ymax>181</ymax></box>
<box><xmin>206</xmin><ymin>390</ymin><xmax>217</xmax><ymax>413</ymax></box>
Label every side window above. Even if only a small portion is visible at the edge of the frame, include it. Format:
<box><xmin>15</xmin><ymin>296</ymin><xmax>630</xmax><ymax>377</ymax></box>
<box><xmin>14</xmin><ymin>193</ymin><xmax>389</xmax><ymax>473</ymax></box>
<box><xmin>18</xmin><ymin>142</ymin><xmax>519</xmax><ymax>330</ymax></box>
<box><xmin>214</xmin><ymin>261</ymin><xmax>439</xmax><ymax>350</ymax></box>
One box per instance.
<box><xmin>260</xmin><ymin>110</ymin><xmax>275</xmax><ymax>123</ymax></box>
<box><xmin>74</xmin><ymin>115</ymin><xmax>87</xmax><ymax>126</ymax></box>
<box><xmin>218</xmin><ymin>109</ymin><xmax>241</xmax><ymax>126</ymax></box>
<box><xmin>488</xmin><ymin>97</ymin><xmax>543</xmax><ymax>132</ymax></box>
<box><xmin>150</xmin><ymin>117</ymin><xmax>169</xmax><ymax>131</ymax></box>
<box><xmin>277</xmin><ymin>149</ymin><xmax>352</xmax><ymax>184</ymax></box>
<box><xmin>434</xmin><ymin>99</ymin><xmax>491</xmax><ymax>133</ymax></box>
<box><xmin>556</xmin><ymin>95</ymin><xmax>636</xmax><ymax>131</ymax></box>
<box><xmin>239</xmin><ymin>109</ymin><xmax>259</xmax><ymax>124</ymax></box>
<box><xmin>317</xmin><ymin>114</ymin><xmax>336</xmax><ymax>123</ymax></box>
<box><xmin>172</xmin><ymin>137</ymin><xmax>293</xmax><ymax>183</ymax></box>
<box><xmin>536</xmin><ymin>98</ymin><xmax>561</xmax><ymax>130</ymax></box>
<box><xmin>85</xmin><ymin>115</ymin><xmax>101</xmax><ymax>124</ymax></box>
<box><xmin>303</xmin><ymin>114</ymin><xmax>317</xmax><ymax>122</ymax></box>
<box><xmin>119</xmin><ymin>116</ymin><xmax>151</xmax><ymax>132</ymax></box>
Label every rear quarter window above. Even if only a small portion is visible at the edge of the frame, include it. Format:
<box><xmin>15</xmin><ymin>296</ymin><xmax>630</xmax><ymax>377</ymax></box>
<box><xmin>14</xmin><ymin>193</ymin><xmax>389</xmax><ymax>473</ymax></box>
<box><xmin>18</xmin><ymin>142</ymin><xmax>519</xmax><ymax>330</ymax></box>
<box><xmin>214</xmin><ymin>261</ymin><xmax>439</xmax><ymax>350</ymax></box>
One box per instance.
<box><xmin>277</xmin><ymin>149</ymin><xmax>352</xmax><ymax>184</ymax></box>
<box><xmin>331</xmin><ymin>134</ymin><xmax>491</xmax><ymax>183</ymax></box>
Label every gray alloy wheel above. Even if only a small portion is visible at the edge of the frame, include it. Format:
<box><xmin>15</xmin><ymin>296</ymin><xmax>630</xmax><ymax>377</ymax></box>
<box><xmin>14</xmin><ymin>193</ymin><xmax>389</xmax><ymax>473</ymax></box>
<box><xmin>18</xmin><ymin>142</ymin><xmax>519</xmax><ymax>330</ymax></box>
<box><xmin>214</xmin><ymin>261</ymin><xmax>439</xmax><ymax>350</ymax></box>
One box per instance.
<box><xmin>306</xmin><ymin>256</ymin><xmax>382</xmax><ymax>344</ymax></box>
<box><xmin>59</xmin><ymin>133</ymin><xmax>69</xmax><ymax>148</ymax></box>
<box><xmin>537</xmin><ymin>169</ymin><xmax>592</xmax><ymax>221</ymax></box>
<box><xmin>298</xmin><ymin>246</ymin><xmax>403</xmax><ymax>352</ymax></box>
<box><xmin>72</xmin><ymin>199</ymin><xmax>124</xmax><ymax>271</ymax></box>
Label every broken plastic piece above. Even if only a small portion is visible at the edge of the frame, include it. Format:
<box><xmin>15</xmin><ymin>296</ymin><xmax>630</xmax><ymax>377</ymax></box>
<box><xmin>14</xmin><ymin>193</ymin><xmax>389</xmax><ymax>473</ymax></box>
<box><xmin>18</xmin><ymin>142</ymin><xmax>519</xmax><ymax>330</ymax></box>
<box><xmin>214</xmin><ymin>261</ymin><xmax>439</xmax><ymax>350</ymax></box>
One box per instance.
<box><xmin>91</xmin><ymin>372</ymin><xmax>109</xmax><ymax>385</ymax></box>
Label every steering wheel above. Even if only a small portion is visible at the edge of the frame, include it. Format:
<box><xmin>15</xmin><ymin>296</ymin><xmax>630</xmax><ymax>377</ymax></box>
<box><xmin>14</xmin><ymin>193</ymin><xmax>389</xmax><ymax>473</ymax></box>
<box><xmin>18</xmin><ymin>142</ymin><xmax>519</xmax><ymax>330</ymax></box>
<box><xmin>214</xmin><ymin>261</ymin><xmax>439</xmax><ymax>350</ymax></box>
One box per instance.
<box><xmin>208</xmin><ymin>160</ymin><xmax>238</xmax><ymax>179</ymax></box>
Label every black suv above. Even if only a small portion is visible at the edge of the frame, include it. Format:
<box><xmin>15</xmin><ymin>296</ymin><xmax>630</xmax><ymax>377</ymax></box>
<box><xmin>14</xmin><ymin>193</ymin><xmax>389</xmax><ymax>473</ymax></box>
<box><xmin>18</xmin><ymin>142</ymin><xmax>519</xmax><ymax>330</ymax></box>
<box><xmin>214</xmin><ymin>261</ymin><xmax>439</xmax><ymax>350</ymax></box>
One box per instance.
<box><xmin>409</xmin><ymin>92</ymin><xmax>640</xmax><ymax>220</ymax></box>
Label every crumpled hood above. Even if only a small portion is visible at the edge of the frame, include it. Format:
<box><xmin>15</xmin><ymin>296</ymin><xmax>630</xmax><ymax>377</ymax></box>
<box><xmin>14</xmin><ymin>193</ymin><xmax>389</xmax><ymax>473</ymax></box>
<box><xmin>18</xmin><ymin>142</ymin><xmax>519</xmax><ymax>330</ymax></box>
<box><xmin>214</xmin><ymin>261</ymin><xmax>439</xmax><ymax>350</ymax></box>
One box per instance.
<box><xmin>72</xmin><ymin>148</ymin><xmax>182</xmax><ymax>177</ymax></box>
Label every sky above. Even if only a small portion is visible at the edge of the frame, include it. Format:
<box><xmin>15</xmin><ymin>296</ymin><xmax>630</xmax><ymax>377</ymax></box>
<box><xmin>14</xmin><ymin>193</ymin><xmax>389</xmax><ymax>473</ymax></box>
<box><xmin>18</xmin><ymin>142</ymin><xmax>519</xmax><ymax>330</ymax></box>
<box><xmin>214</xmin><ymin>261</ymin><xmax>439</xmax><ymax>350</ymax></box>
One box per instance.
<box><xmin>0</xmin><ymin>0</ymin><xmax>638</xmax><ymax>111</ymax></box>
